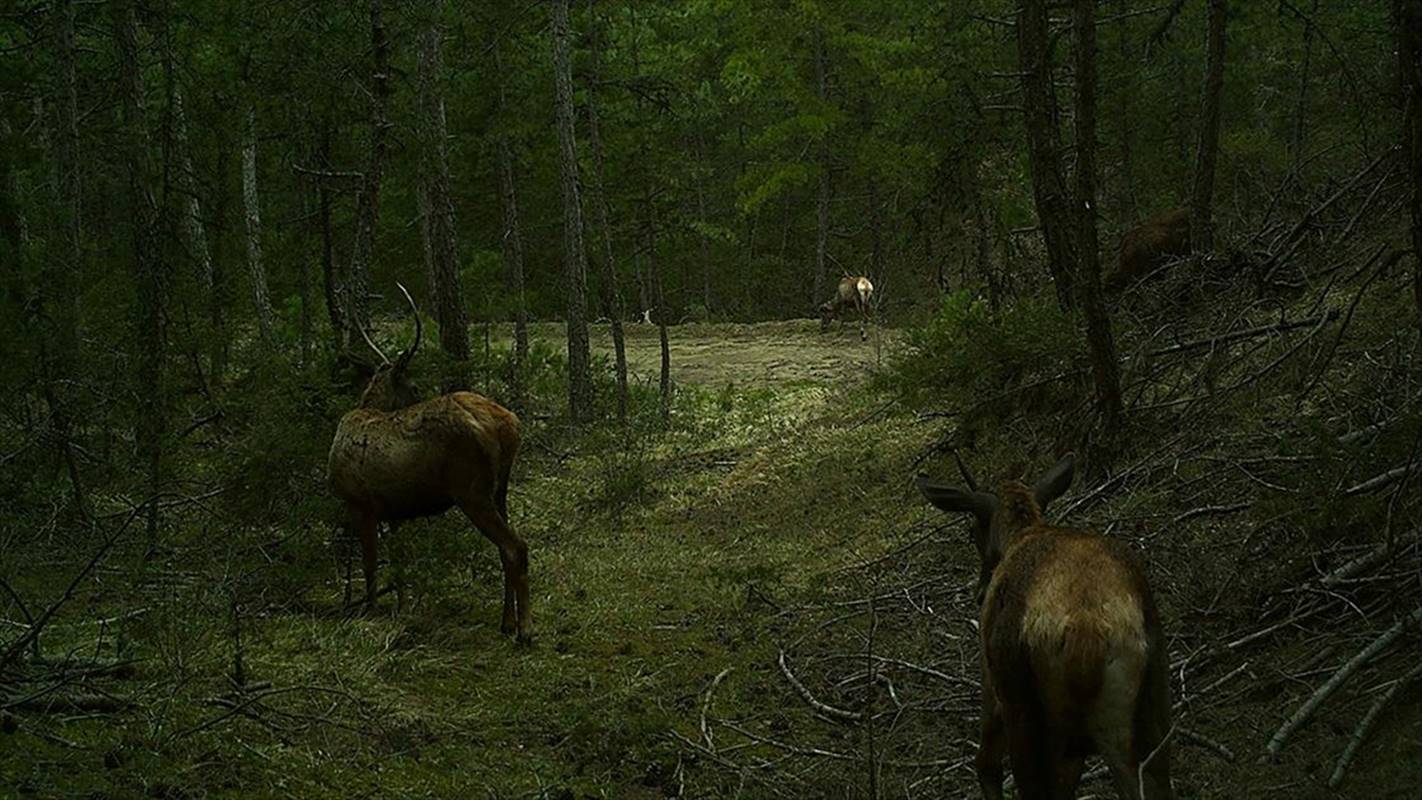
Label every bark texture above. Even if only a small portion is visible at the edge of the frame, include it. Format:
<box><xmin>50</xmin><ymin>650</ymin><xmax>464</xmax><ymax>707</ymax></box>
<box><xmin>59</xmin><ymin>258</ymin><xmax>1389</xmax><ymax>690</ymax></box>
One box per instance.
<box><xmin>241</xmin><ymin>105</ymin><xmax>277</xmax><ymax>347</ymax></box>
<box><xmin>1016</xmin><ymin>0</ymin><xmax>1076</xmax><ymax>309</ymax></box>
<box><xmin>1073</xmin><ymin>0</ymin><xmax>1124</xmax><ymax>430</ymax></box>
<box><xmin>1190</xmin><ymin>0</ymin><xmax>1228</xmax><ymax>252</ymax></box>
<box><xmin>551</xmin><ymin>0</ymin><xmax>594</xmax><ymax>422</ymax></box>
<box><xmin>416</xmin><ymin>0</ymin><xmax>469</xmax><ymax>368</ymax></box>
<box><xmin>585</xmin><ymin>5</ymin><xmax>629</xmax><ymax>421</ymax></box>
<box><xmin>348</xmin><ymin>0</ymin><xmax>391</xmax><ymax>346</ymax></box>
<box><xmin>1398</xmin><ymin>0</ymin><xmax>1422</xmax><ymax>315</ymax></box>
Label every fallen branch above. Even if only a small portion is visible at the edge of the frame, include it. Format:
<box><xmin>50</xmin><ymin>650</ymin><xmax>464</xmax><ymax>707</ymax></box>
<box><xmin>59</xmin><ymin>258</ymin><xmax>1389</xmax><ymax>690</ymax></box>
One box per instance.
<box><xmin>778</xmin><ymin>650</ymin><xmax>863</xmax><ymax>723</ymax></box>
<box><xmin>1179</xmin><ymin>726</ymin><xmax>1236</xmax><ymax>762</ymax></box>
<box><xmin>1320</xmin><ymin>541</ymin><xmax>1402</xmax><ymax>588</ymax></box>
<box><xmin>1262</xmin><ymin>607</ymin><xmax>1422</xmax><ymax>760</ymax></box>
<box><xmin>700</xmin><ymin>667</ymin><xmax>732</xmax><ymax>750</ymax></box>
<box><xmin>1343</xmin><ymin>465</ymin><xmax>1412</xmax><ymax>497</ymax></box>
<box><xmin>1145</xmin><ymin>310</ymin><xmax>1339</xmax><ymax>359</ymax></box>
<box><xmin>1172</xmin><ymin>502</ymin><xmax>1251</xmax><ymax>525</ymax></box>
<box><xmin>1328</xmin><ymin>659</ymin><xmax>1422</xmax><ymax>788</ymax></box>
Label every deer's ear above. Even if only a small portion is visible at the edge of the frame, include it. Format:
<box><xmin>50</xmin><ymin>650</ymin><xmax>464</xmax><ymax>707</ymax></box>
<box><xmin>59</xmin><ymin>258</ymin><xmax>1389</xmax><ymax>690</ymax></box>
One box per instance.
<box><xmin>916</xmin><ymin>475</ymin><xmax>996</xmax><ymax>527</ymax></box>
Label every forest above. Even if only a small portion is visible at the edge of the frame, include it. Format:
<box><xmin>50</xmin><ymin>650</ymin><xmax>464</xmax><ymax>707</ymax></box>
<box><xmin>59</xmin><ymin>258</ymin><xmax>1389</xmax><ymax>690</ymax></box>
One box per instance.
<box><xmin>2</xmin><ymin>0</ymin><xmax>1421</xmax><ymax>797</ymax></box>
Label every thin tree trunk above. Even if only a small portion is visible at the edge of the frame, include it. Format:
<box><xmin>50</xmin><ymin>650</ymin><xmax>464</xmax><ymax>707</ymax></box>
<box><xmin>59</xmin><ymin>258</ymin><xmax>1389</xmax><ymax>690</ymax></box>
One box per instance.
<box><xmin>315</xmin><ymin>118</ymin><xmax>343</xmax><ymax>351</ymax></box>
<box><xmin>694</xmin><ymin>143</ymin><xmax>712</xmax><ymax>314</ymax></box>
<box><xmin>241</xmin><ymin>105</ymin><xmax>277</xmax><ymax>347</ymax></box>
<box><xmin>494</xmin><ymin>49</ymin><xmax>529</xmax><ymax>402</ymax></box>
<box><xmin>416</xmin><ymin>0</ymin><xmax>468</xmax><ymax>374</ymax></box>
<box><xmin>1191</xmin><ymin>0</ymin><xmax>1228</xmax><ymax>253</ymax></box>
<box><xmin>347</xmin><ymin>0</ymin><xmax>390</xmax><ymax>347</ymax></box>
<box><xmin>1074</xmin><ymin>0</ymin><xmax>1124</xmax><ymax>430</ymax></box>
<box><xmin>211</xmin><ymin>134</ymin><xmax>231</xmax><ymax>378</ymax></box>
<box><xmin>813</xmin><ymin>28</ymin><xmax>830</xmax><ymax>306</ymax></box>
<box><xmin>584</xmin><ymin>1</ymin><xmax>629</xmax><ymax>421</ymax></box>
<box><xmin>1292</xmin><ymin>0</ymin><xmax>1319</xmax><ymax>174</ymax></box>
<box><xmin>1116</xmin><ymin>0</ymin><xmax>1138</xmax><ymax>224</ymax></box>
<box><xmin>172</xmin><ymin>84</ymin><xmax>213</xmax><ymax>294</ymax></box>
<box><xmin>298</xmin><ymin>173</ymin><xmax>313</xmax><ymax>366</ymax></box>
<box><xmin>868</xmin><ymin>176</ymin><xmax>884</xmax><ymax>285</ymax></box>
<box><xmin>114</xmin><ymin>0</ymin><xmax>165</xmax><ymax>549</ymax></box>
<box><xmin>1399</xmin><ymin>0</ymin><xmax>1422</xmax><ymax>315</ymax></box>
<box><xmin>551</xmin><ymin>0</ymin><xmax>594</xmax><ymax>422</ymax></box>
<box><xmin>47</xmin><ymin>0</ymin><xmax>87</xmax><ymax>518</ymax></box>
<box><xmin>1017</xmin><ymin>0</ymin><xmax>1076</xmax><ymax>309</ymax></box>
<box><xmin>646</xmin><ymin>207</ymin><xmax>671</xmax><ymax>423</ymax></box>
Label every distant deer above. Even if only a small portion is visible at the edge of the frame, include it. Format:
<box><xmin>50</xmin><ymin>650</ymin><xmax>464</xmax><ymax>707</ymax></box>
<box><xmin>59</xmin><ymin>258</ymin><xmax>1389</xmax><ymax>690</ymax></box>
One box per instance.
<box><xmin>1105</xmin><ymin>207</ymin><xmax>1192</xmax><ymax>294</ymax></box>
<box><xmin>819</xmin><ymin>275</ymin><xmax>874</xmax><ymax>340</ymax></box>
<box><xmin>328</xmin><ymin>285</ymin><xmax>530</xmax><ymax>642</ymax></box>
<box><xmin>917</xmin><ymin>454</ymin><xmax>1174</xmax><ymax>800</ymax></box>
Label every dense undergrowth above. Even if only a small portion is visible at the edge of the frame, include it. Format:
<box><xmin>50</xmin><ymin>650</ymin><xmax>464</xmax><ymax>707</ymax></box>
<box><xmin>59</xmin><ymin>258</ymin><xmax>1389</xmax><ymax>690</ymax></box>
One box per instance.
<box><xmin>4</xmin><ymin>212</ymin><xmax>1421</xmax><ymax>799</ymax></box>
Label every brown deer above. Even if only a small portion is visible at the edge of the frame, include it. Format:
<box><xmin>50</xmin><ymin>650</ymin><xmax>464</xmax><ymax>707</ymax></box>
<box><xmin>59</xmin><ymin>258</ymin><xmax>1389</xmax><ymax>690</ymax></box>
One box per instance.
<box><xmin>917</xmin><ymin>454</ymin><xmax>1174</xmax><ymax>800</ymax></box>
<box><xmin>819</xmin><ymin>275</ymin><xmax>874</xmax><ymax>340</ymax></box>
<box><xmin>328</xmin><ymin>285</ymin><xmax>530</xmax><ymax>642</ymax></box>
<box><xmin>1105</xmin><ymin>207</ymin><xmax>1192</xmax><ymax>294</ymax></box>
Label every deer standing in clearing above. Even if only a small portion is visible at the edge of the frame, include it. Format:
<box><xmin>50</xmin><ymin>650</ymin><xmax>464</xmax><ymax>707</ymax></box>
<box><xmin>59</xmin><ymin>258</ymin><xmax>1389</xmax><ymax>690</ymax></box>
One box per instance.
<box><xmin>917</xmin><ymin>454</ymin><xmax>1174</xmax><ymax>799</ymax></box>
<box><xmin>820</xmin><ymin>275</ymin><xmax>874</xmax><ymax>340</ymax></box>
<box><xmin>328</xmin><ymin>285</ymin><xmax>530</xmax><ymax>642</ymax></box>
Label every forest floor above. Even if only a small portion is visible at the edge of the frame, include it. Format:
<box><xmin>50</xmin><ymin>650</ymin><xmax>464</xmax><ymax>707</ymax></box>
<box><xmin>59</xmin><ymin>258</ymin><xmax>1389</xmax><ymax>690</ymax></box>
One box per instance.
<box><xmin>4</xmin><ymin>316</ymin><xmax>1421</xmax><ymax>798</ymax></box>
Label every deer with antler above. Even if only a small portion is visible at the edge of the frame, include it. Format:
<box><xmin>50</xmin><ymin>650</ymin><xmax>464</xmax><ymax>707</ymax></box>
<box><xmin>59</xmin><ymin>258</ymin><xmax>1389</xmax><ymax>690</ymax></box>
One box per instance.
<box><xmin>328</xmin><ymin>285</ymin><xmax>530</xmax><ymax>642</ymax></box>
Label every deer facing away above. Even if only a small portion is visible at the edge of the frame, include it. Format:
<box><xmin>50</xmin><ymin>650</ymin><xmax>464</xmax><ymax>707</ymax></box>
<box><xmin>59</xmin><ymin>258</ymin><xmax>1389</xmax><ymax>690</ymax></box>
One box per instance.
<box><xmin>917</xmin><ymin>454</ymin><xmax>1174</xmax><ymax>800</ymax></box>
<box><xmin>327</xmin><ymin>285</ymin><xmax>530</xmax><ymax>642</ymax></box>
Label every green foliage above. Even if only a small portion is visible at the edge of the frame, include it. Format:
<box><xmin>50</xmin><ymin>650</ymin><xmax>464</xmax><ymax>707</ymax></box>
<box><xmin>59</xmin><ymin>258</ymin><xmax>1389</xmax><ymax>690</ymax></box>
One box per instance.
<box><xmin>887</xmin><ymin>289</ymin><xmax>1082</xmax><ymax>415</ymax></box>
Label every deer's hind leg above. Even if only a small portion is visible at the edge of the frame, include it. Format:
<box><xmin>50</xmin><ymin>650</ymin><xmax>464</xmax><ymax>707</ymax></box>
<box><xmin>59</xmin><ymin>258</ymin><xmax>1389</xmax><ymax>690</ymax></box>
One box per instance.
<box><xmin>457</xmin><ymin>491</ymin><xmax>530</xmax><ymax>643</ymax></box>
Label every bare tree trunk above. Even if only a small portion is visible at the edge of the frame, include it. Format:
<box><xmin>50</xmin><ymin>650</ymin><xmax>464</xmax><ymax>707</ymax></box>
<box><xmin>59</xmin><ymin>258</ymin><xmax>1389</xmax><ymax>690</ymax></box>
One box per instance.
<box><xmin>37</xmin><ymin>0</ymin><xmax>89</xmax><ymax>519</ymax></box>
<box><xmin>241</xmin><ymin>105</ymin><xmax>277</xmax><ymax>347</ymax></box>
<box><xmin>494</xmin><ymin>49</ymin><xmax>529</xmax><ymax>402</ymax></box>
<box><xmin>868</xmin><ymin>176</ymin><xmax>884</xmax><ymax>285</ymax></box>
<box><xmin>416</xmin><ymin>0</ymin><xmax>469</xmax><ymax>374</ymax></box>
<box><xmin>1400</xmin><ymin>0</ymin><xmax>1422</xmax><ymax>315</ymax></box>
<box><xmin>551</xmin><ymin>0</ymin><xmax>594</xmax><ymax>422</ymax></box>
<box><xmin>114</xmin><ymin>0</ymin><xmax>165</xmax><ymax>550</ymax></box>
<box><xmin>173</xmin><ymin>84</ymin><xmax>213</xmax><ymax>294</ymax></box>
<box><xmin>347</xmin><ymin>0</ymin><xmax>390</xmax><ymax>347</ymax></box>
<box><xmin>1115</xmin><ymin>0</ymin><xmax>1138</xmax><ymax>225</ymax></box>
<box><xmin>694</xmin><ymin>144</ymin><xmax>712</xmax><ymax>314</ymax></box>
<box><xmin>315</xmin><ymin>118</ymin><xmax>343</xmax><ymax>352</ymax></box>
<box><xmin>211</xmin><ymin>136</ymin><xmax>231</xmax><ymax>378</ymax></box>
<box><xmin>584</xmin><ymin>2</ymin><xmax>629</xmax><ymax>421</ymax></box>
<box><xmin>1074</xmin><ymin>0</ymin><xmax>1124</xmax><ymax>431</ymax></box>
<box><xmin>813</xmin><ymin>28</ymin><xmax>831</xmax><ymax>306</ymax></box>
<box><xmin>1292</xmin><ymin>0</ymin><xmax>1319</xmax><ymax>174</ymax></box>
<box><xmin>1017</xmin><ymin>0</ymin><xmax>1076</xmax><ymax>309</ymax></box>
<box><xmin>1190</xmin><ymin>0</ymin><xmax>1228</xmax><ymax>253</ymax></box>
<box><xmin>646</xmin><ymin>207</ymin><xmax>671</xmax><ymax>423</ymax></box>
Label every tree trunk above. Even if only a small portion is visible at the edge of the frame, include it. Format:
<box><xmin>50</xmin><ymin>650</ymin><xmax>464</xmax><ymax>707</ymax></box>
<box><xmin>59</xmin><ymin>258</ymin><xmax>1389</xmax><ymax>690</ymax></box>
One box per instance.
<box><xmin>1190</xmin><ymin>0</ymin><xmax>1228</xmax><ymax>253</ymax></box>
<box><xmin>645</xmin><ymin>207</ymin><xmax>671</xmax><ymax>423</ymax></box>
<box><xmin>1017</xmin><ymin>0</ymin><xmax>1076</xmax><ymax>309</ymax></box>
<box><xmin>813</xmin><ymin>28</ymin><xmax>831</xmax><ymax>306</ymax></box>
<box><xmin>211</xmin><ymin>135</ymin><xmax>231</xmax><ymax>378</ymax></box>
<box><xmin>348</xmin><ymin>0</ymin><xmax>390</xmax><ymax>347</ymax></box>
<box><xmin>114</xmin><ymin>0</ymin><xmax>165</xmax><ymax>550</ymax></box>
<box><xmin>585</xmin><ymin>2</ymin><xmax>629</xmax><ymax>421</ymax></box>
<box><xmin>416</xmin><ymin>0</ymin><xmax>469</xmax><ymax>374</ymax></box>
<box><xmin>551</xmin><ymin>0</ymin><xmax>594</xmax><ymax>422</ymax></box>
<box><xmin>1292</xmin><ymin>0</ymin><xmax>1319</xmax><ymax>174</ymax></box>
<box><xmin>1073</xmin><ymin>0</ymin><xmax>1124</xmax><ymax>430</ymax></box>
<box><xmin>315</xmin><ymin>118</ymin><xmax>343</xmax><ymax>351</ymax></box>
<box><xmin>173</xmin><ymin>84</ymin><xmax>214</xmax><ymax>294</ymax></box>
<box><xmin>494</xmin><ymin>50</ymin><xmax>529</xmax><ymax>404</ymax></box>
<box><xmin>694</xmin><ymin>141</ymin><xmax>712</xmax><ymax>314</ymax></box>
<box><xmin>241</xmin><ymin>105</ymin><xmax>277</xmax><ymax>347</ymax></box>
<box><xmin>1115</xmin><ymin>0</ymin><xmax>1138</xmax><ymax>225</ymax></box>
<box><xmin>868</xmin><ymin>176</ymin><xmax>884</xmax><ymax>285</ymax></box>
<box><xmin>1400</xmin><ymin>0</ymin><xmax>1422</xmax><ymax>315</ymax></box>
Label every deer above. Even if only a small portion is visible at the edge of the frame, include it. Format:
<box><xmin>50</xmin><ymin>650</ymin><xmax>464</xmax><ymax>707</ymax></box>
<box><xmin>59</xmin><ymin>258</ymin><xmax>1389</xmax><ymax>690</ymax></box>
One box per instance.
<box><xmin>819</xmin><ymin>275</ymin><xmax>874</xmax><ymax>340</ymax></box>
<box><xmin>916</xmin><ymin>454</ymin><xmax>1174</xmax><ymax>800</ymax></box>
<box><xmin>1104</xmin><ymin>207</ymin><xmax>1192</xmax><ymax>294</ymax></box>
<box><xmin>327</xmin><ymin>284</ymin><xmax>530</xmax><ymax>643</ymax></box>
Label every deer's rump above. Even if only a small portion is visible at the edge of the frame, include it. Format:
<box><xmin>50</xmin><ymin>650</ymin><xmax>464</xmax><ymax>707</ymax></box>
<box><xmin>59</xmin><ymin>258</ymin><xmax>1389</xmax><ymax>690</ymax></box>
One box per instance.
<box><xmin>983</xmin><ymin>529</ymin><xmax>1153</xmax><ymax>744</ymax></box>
